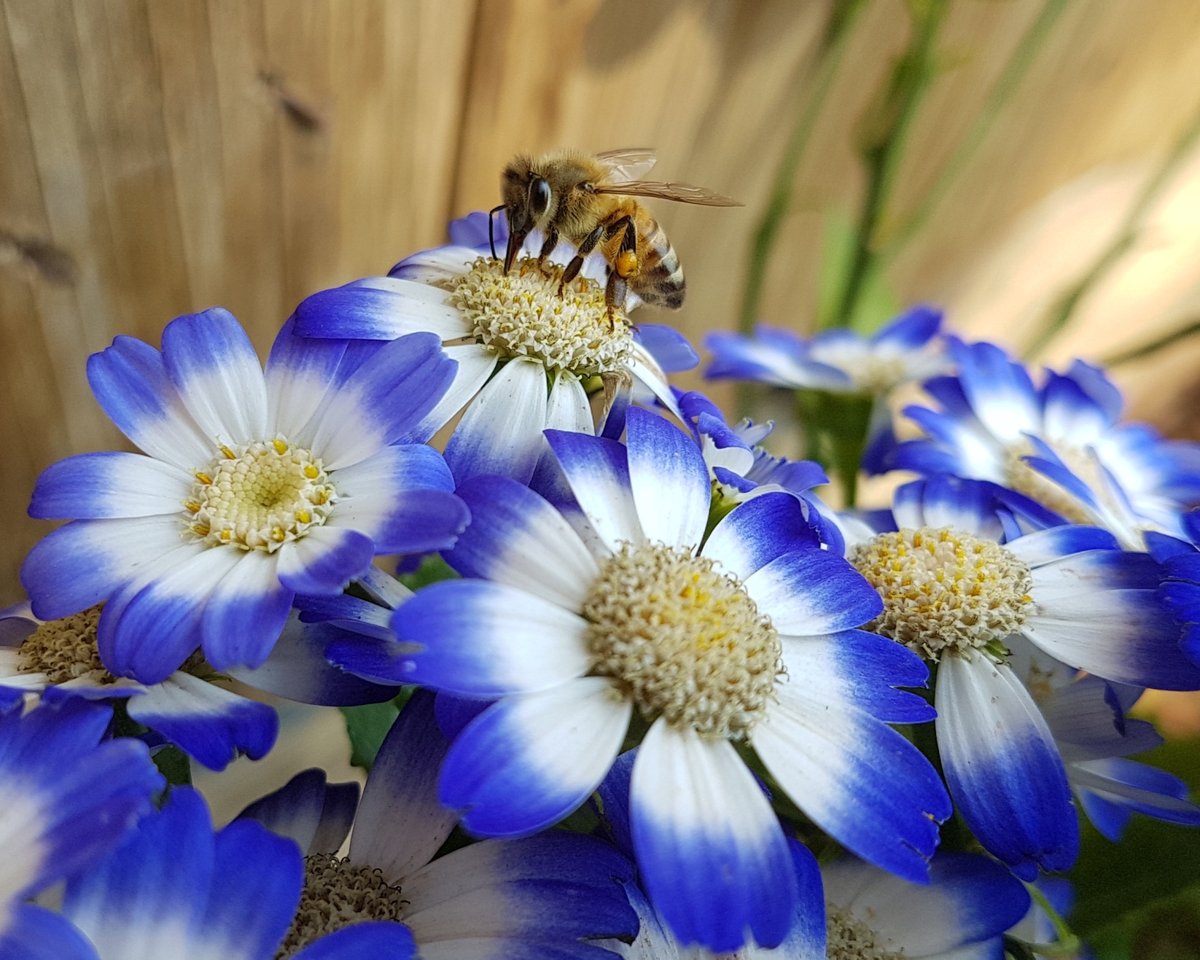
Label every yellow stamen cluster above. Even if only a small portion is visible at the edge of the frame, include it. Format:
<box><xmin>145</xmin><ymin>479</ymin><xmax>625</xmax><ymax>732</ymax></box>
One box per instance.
<box><xmin>447</xmin><ymin>257</ymin><xmax>632</xmax><ymax>376</ymax></box>
<box><xmin>183</xmin><ymin>436</ymin><xmax>336</xmax><ymax>552</ymax></box>
<box><xmin>1003</xmin><ymin>446</ymin><xmax>1095</xmax><ymax>526</ymax></box>
<box><xmin>849</xmin><ymin>526</ymin><xmax>1033</xmax><ymax>661</ymax></box>
<box><xmin>16</xmin><ymin>606</ymin><xmax>111</xmax><ymax>684</ymax></box>
<box><xmin>276</xmin><ymin>854</ymin><xmax>407</xmax><ymax>958</ymax></box>
<box><xmin>582</xmin><ymin>541</ymin><xmax>783</xmax><ymax>739</ymax></box>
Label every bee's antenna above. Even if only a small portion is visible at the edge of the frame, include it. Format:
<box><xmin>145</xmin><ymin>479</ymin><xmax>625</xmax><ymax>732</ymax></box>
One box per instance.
<box><xmin>488</xmin><ymin>205</ymin><xmax>505</xmax><ymax>260</ymax></box>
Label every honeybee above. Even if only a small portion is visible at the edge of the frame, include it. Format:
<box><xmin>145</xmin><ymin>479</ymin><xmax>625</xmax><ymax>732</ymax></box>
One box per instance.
<box><xmin>493</xmin><ymin>148</ymin><xmax>741</xmax><ymax>320</ymax></box>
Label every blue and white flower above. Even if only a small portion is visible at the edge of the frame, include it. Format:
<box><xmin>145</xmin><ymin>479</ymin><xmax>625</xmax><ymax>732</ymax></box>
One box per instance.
<box><xmin>0</xmin><ymin>698</ymin><xmax>162</xmax><ymax>952</ymax></box>
<box><xmin>21</xmin><ymin>310</ymin><xmax>468</xmax><ymax>685</ymax></box>
<box><xmin>841</xmin><ymin>475</ymin><xmax>1200</xmax><ymax>877</ymax></box>
<box><xmin>886</xmin><ymin>339</ymin><xmax>1200</xmax><ymax>548</ymax></box>
<box><xmin>377</xmin><ymin>408</ymin><xmax>949</xmax><ymax>953</ymax></box>
<box><xmin>238</xmin><ymin>690</ymin><xmax>638</xmax><ymax>958</ymax></box>
<box><xmin>4</xmin><ymin>785</ymin><xmax>416</xmax><ymax>960</ymax></box>
<box><xmin>705</xmin><ymin>305</ymin><xmax>947</xmax><ymax>395</ymax></box>
<box><xmin>294</xmin><ymin>213</ymin><xmax>697</xmax><ymax>485</ymax></box>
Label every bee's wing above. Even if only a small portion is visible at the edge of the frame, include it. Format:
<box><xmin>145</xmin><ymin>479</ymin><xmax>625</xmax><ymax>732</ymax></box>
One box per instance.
<box><xmin>594</xmin><ymin>148</ymin><xmax>658</xmax><ymax>183</ymax></box>
<box><xmin>595</xmin><ymin>179</ymin><xmax>743</xmax><ymax>206</ymax></box>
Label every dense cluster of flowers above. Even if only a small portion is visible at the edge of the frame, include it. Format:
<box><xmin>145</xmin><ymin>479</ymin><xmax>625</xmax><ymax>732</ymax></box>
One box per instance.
<box><xmin>3</xmin><ymin>209</ymin><xmax>1199</xmax><ymax>959</ymax></box>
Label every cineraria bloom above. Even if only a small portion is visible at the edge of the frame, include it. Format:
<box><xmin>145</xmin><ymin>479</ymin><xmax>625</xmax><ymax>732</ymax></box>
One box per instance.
<box><xmin>293</xmin><ymin>212</ymin><xmax>698</xmax><ymax>485</ymax></box>
<box><xmin>21</xmin><ymin>309</ymin><xmax>468</xmax><ymax>686</ymax></box>
<box><xmin>238</xmin><ymin>691</ymin><xmax>637</xmax><ymax>959</ymax></box>
<box><xmin>0</xmin><ymin>698</ymin><xmax>161</xmax><ymax>952</ymax></box>
<box><xmin>840</xmin><ymin>475</ymin><xmax>1200</xmax><ymax>878</ymax></box>
<box><xmin>884</xmin><ymin>338</ymin><xmax>1200</xmax><ymax>548</ymax></box>
<box><xmin>0</xmin><ymin>600</ymin><xmax>273</xmax><ymax>770</ymax></box>
<box><xmin>704</xmin><ymin>305</ymin><xmax>947</xmax><ymax>394</ymax></box>
<box><xmin>383</xmin><ymin>408</ymin><xmax>950</xmax><ymax>953</ymax></box>
<box><xmin>6</xmin><ymin>785</ymin><xmax>415</xmax><ymax>960</ymax></box>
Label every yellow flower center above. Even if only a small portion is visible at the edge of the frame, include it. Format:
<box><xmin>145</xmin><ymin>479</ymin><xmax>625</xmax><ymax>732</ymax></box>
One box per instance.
<box><xmin>848</xmin><ymin>526</ymin><xmax>1033</xmax><ymax>661</ymax></box>
<box><xmin>183</xmin><ymin>436</ymin><xmax>336</xmax><ymax>552</ymax></box>
<box><xmin>582</xmin><ymin>542</ymin><xmax>783</xmax><ymax>739</ymax></box>
<box><xmin>447</xmin><ymin>257</ymin><xmax>632</xmax><ymax>376</ymax></box>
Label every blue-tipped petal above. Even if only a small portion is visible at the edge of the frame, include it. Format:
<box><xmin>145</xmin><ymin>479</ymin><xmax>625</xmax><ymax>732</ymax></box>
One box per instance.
<box><xmin>936</xmin><ymin>656</ymin><xmax>1078</xmax><ymax>879</ymax></box>
<box><xmin>545</xmin><ymin>430</ymin><xmax>642</xmax><ymax>552</ymax></box>
<box><xmin>62</xmin><ymin>788</ymin><xmax>215</xmax><ymax>955</ymax></box>
<box><xmin>202</xmin><ymin>817</ymin><xmax>305</xmax><ymax>960</ymax></box>
<box><xmin>624</xmin><ymin>408</ymin><xmax>710</xmax><ymax>548</ymax></box>
<box><xmin>892</xmin><ymin>476</ymin><xmax>1003</xmax><ymax>537</ymax></box>
<box><xmin>701</xmin><ymin>492</ymin><xmax>822</xmax><ymax>581</ymax></box>
<box><xmin>630</xmin><ymin>720</ymin><xmax>796</xmax><ymax>952</ymax></box>
<box><xmin>634</xmin><ymin>323</ymin><xmax>698</xmax><ymax>374</ymax></box>
<box><xmin>445</xmin><ymin>358</ymin><xmax>548</xmax><ymax>485</ymax></box>
<box><xmin>743</xmin><ymin>549</ymin><xmax>882</xmax><ymax>635</ymax></box>
<box><xmin>201</xmin><ymin>551</ymin><xmax>293</xmax><ymax>671</ymax></box>
<box><xmin>1005</xmin><ymin>524</ymin><xmax>1119</xmax><ymax>566</ymax></box>
<box><xmin>86</xmin><ymin>333</ymin><xmax>212</xmax><ymax>470</ymax></box>
<box><xmin>294</xmin><ymin>923</ymin><xmax>416</xmax><ymax>960</ymax></box>
<box><xmin>780</xmin><ymin>631</ymin><xmax>934</xmax><ymax>723</ymax></box>
<box><xmin>1025</xmin><ymin>554</ymin><xmax>1200</xmax><ymax>689</ymax></box>
<box><xmin>97</xmin><ymin>546</ymin><xmax>237</xmax><ymax>684</ymax></box>
<box><xmin>350</xmin><ymin>691</ymin><xmax>456</xmax><ymax>880</ymax></box>
<box><xmin>296</xmin><ymin>276</ymin><xmax>465</xmax><ymax>340</ymax></box>
<box><xmin>753</xmin><ymin>686</ymin><xmax>949</xmax><ymax>883</ymax></box>
<box><xmin>238</xmin><ymin>768</ymin><xmax>360</xmax><ymax>855</ymax></box>
<box><xmin>439</xmin><ymin>678</ymin><xmax>630</xmax><ymax>838</ymax></box>
<box><xmin>29</xmin><ymin>452</ymin><xmax>190</xmax><ymax>520</ymax></box>
<box><xmin>126</xmin><ymin>672</ymin><xmax>278</xmax><ymax>771</ymax></box>
<box><xmin>21</xmin><ymin>517</ymin><xmax>190</xmax><ymax>623</ymax></box>
<box><xmin>0</xmin><ymin>699</ymin><xmax>162</xmax><ymax>904</ymax></box>
<box><xmin>393</xmin><ymin>581</ymin><xmax>591</xmax><ymax>695</ymax></box>
<box><xmin>161</xmin><ymin>308</ymin><xmax>269</xmax><ymax>444</ymax></box>
<box><xmin>307</xmin><ymin>332</ymin><xmax>458</xmax><ymax>469</ymax></box>
<box><xmin>1072</xmin><ymin>757</ymin><xmax>1200</xmax><ymax>839</ymax></box>
<box><xmin>447</xmin><ymin>476</ymin><xmax>598</xmax><ymax>609</ymax></box>
<box><xmin>275</xmin><ymin>526</ymin><xmax>375</xmax><ymax>596</ymax></box>
<box><xmin>403</xmin><ymin>832</ymin><xmax>636</xmax><ymax>943</ymax></box>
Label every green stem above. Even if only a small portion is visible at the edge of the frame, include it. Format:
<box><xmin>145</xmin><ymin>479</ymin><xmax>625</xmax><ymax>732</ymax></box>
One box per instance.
<box><xmin>877</xmin><ymin>0</ymin><xmax>1068</xmax><ymax>265</ymax></box>
<box><xmin>1103</xmin><ymin>315</ymin><xmax>1200</xmax><ymax>367</ymax></box>
<box><xmin>1024</xmin><ymin>98</ymin><xmax>1200</xmax><ymax>358</ymax></box>
<box><xmin>739</xmin><ymin>0</ymin><xmax>868</xmax><ymax>335</ymax></box>
<box><xmin>834</xmin><ymin>0</ymin><xmax>951</xmax><ymax>331</ymax></box>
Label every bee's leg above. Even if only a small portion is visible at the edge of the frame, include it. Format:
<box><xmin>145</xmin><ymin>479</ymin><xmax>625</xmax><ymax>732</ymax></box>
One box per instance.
<box><xmin>536</xmin><ymin>230</ymin><xmax>558</xmax><ymax>271</ymax></box>
<box><xmin>605</xmin><ymin>273</ymin><xmax>629</xmax><ymax>329</ymax></box>
<box><xmin>559</xmin><ymin>223</ymin><xmax>607</xmax><ymax>294</ymax></box>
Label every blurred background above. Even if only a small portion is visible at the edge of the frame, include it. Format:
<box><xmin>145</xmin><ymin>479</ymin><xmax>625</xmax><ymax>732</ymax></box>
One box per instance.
<box><xmin>4</xmin><ymin>2</ymin><xmax>1200</xmax><ymax>954</ymax></box>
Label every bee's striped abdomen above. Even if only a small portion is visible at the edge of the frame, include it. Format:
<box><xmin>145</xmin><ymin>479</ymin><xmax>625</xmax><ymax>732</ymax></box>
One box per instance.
<box><xmin>633</xmin><ymin>218</ymin><xmax>686</xmax><ymax>309</ymax></box>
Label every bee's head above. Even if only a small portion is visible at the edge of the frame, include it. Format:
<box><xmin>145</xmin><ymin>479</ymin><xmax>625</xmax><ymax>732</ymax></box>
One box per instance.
<box><xmin>500</xmin><ymin>155</ymin><xmax>549</xmax><ymax>270</ymax></box>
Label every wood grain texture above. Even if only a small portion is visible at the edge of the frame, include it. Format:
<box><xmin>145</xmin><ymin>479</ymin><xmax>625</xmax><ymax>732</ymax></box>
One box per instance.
<box><xmin>2</xmin><ymin>0</ymin><xmax>1200</xmax><ymax>600</ymax></box>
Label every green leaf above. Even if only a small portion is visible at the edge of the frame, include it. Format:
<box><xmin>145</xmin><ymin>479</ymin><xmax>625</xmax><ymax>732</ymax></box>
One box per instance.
<box><xmin>340</xmin><ymin>700</ymin><xmax>401</xmax><ymax>771</ymax></box>
<box><xmin>399</xmin><ymin>554</ymin><xmax>459</xmax><ymax>591</ymax></box>
<box><xmin>152</xmin><ymin>745</ymin><xmax>192</xmax><ymax>787</ymax></box>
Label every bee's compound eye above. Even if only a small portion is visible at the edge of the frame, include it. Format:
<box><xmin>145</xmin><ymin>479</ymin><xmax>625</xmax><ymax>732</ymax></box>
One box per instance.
<box><xmin>529</xmin><ymin>177</ymin><xmax>552</xmax><ymax>217</ymax></box>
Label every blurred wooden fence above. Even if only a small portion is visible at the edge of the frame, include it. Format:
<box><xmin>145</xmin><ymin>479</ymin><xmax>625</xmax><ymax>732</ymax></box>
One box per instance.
<box><xmin>4</xmin><ymin>0</ymin><xmax>1200</xmax><ymax>600</ymax></box>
